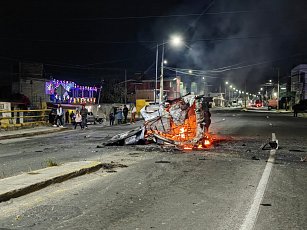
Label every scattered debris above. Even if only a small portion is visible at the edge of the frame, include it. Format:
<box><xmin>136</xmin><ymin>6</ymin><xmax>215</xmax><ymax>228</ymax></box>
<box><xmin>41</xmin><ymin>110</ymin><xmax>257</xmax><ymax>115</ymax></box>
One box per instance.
<box><xmin>289</xmin><ymin>149</ymin><xmax>305</xmax><ymax>152</ymax></box>
<box><xmin>46</xmin><ymin>159</ymin><xmax>59</xmax><ymax>167</ymax></box>
<box><xmin>101</xmin><ymin>163</ymin><xmax>128</xmax><ymax>170</ymax></box>
<box><xmin>262</xmin><ymin>140</ymin><xmax>279</xmax><ymax>150</ymax></box>
<box><xmin>198</xmin><ymin>157</ymin><xmax>206</xmax><ymax>161</ymax></box>
<box><xmin>300</xmin><ymin>157</ymin><xmax>306</xmax><ymax>162</ymax></box>
<box><xmin>27</xmin><ymin>172</ymin><xmax>40</xmax><ymax>175</ymax></box>
<box><xmin>251</xmin><ymin>156</ymin><xmax>260</xmax><ymax>160</ymax></box>
<box><xmin>260</xmin><ymin>203</ymin><xmax>272</xmax><ymax>206</ymax></box>
<box><xmin>155</xmin><ymin>160</ymin><xmax>171</xmax><ymax>164</ymax></box>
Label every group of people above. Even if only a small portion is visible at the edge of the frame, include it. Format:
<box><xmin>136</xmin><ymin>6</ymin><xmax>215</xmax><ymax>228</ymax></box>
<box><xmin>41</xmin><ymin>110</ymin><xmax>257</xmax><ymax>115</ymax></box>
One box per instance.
<box><xmin>49</xmin><ymin>103</ymin><xmax>137</xmax><ymax>129</ymax></box>
<box><xmin>50</xmin><ymin>104</ymin><xmax>88</xmax><ymax>130</ymax></box>
<box><xmin>109</xmin><ymin>104</ymin><xmax>137</xmax><ymax>126</ymax></box>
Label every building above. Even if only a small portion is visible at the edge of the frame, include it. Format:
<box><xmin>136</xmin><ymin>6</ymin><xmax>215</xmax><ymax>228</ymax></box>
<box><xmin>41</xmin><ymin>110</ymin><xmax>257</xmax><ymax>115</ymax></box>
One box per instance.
<box><xmin>291</xmin><ymin>64</ymin><xmax>307</xmax><ymax>103</ymax></box>
<box><xmin>126</xmin><ymin>77</ymin><xmax>183</xmax><ymax>103</ymax></box>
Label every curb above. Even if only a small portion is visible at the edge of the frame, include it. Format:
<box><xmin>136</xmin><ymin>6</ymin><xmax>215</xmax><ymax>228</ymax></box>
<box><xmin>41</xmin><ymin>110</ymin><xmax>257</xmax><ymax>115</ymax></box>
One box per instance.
<box><xmin>0</xmin><ymin>161</ymin><xmax>102</xmax><ymax>202</ymax></box>
<box><xmin>0</xmin><ymin>127</ymin><xmax>69</xmax><ymax>140</ymax></box>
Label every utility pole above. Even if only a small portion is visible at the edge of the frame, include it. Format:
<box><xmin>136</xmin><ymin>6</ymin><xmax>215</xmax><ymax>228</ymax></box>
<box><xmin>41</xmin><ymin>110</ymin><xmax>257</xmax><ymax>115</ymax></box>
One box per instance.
<box><xmin>124</xmin><ymin>69</ymin><xmax>127</xmax><ymax>105</ymax></box>
<box><xmin>244</xmin><ymin>80</ymin><xmax>247</xmax><ymax>108</ymax></box>
<box><xmin>155</xmin><ymin>43</ymin><xmax>158</xmax><ymax>104</ymax></box>
<box><xmin>159</xmin><ymin>42</ymin><xmax>165</xmax><ymax>103</ymax></box>
<box><xmin>277</xmin><ymin>68</ymin><xmax>280</xmax><ymax>110</ymax></box>
<box><xmin>97</xmin><ymin>78</ymin><xmax>103</xmax><ymax>105</ymax></box>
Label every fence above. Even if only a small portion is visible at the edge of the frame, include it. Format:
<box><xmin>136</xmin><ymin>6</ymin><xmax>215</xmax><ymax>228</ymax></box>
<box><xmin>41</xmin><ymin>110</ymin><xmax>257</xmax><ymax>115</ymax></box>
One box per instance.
<box><xmin>0</xmin><ymin>109</ymin><xmax>50</xmax><ymax>129</ymax></box>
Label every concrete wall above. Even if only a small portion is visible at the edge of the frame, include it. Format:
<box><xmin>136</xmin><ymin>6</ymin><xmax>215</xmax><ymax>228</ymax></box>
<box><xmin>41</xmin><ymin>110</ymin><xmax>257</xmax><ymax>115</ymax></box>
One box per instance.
<box><xmin>12</xmin><ymin>78</ymin><xmax>47</xmax><ymax>109</ymax></box>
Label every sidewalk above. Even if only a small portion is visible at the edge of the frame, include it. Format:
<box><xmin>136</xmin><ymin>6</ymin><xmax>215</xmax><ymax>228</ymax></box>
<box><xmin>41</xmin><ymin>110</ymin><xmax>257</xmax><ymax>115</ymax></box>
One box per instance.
<box><xmin>0</xmin><ymin>161</ymin><xmax>102</xmax><ymax>202</ymax></box>
<box><xmin>0</xmin><ymin>126</ymin><xmax>68</xmax><ymax>140</ymax></box>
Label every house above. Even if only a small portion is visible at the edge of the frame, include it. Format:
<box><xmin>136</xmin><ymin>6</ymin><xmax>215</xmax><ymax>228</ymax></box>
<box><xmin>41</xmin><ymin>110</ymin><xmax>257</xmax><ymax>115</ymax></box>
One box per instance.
<box><xmin>291</xmin><ymin>64</ymin><xmax>307</xmax><ymax>103</ymax></box>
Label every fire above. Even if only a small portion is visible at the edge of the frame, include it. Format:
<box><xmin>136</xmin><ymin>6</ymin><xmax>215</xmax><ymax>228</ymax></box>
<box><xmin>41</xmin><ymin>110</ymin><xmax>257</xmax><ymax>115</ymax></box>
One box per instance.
<box><xmin>142</xmin><ymin>95</ymin><xmax>213</xmax><ymax>151</ymax></box>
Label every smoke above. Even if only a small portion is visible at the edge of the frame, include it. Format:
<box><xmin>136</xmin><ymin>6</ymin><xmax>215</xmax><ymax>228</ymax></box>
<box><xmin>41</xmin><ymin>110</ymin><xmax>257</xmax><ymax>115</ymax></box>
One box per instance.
<box><xmin>152</xmin><ymin>0</ymin><xmax>307</xmax><ymax>92</ymax></box>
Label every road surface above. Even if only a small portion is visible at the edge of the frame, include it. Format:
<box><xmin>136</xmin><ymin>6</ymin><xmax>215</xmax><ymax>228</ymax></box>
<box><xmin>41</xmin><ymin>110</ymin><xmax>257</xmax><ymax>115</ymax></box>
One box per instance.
<box><xmin>0</xmin><ymin>110</ymin><xmax>306</xmax><ymax>230</ymax></box>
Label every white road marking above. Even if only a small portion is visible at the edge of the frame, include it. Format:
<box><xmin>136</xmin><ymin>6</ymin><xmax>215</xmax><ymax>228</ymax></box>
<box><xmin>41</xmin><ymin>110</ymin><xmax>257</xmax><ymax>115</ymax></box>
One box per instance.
<box><xmin>240</xmin><ymin>133</ymin><xmax>277</xmax><ymax>230</ymax></box>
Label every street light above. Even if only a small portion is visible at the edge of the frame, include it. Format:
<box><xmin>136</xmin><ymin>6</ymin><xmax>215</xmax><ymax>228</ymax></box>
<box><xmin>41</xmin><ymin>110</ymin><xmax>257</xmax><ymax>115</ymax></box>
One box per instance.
<box><xmin>224</xmin><ymin>81</ymin><xmax>229</xmax><ymax>102</ymax></box>
<box><xmin>158</xmin><ymin>34</ymin><xmax>184</xmax><ymax>103</ymax></box>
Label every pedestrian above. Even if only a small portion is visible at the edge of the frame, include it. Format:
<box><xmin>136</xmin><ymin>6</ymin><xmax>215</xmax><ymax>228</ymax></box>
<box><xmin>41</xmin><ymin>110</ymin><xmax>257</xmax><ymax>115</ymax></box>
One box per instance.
<box><xmin>204</xmin><ymin>111</ymin><xmax>211</xmax><ymax>133</ymax></box>
<box><xmin>65</xmin><ymin>110</ymin><xmax>70</xmax><ymax>123</ymax></box>
<box><xmin>80</xmin><ymin>104</ymin><xmax>88</xmax><ymax>128</ymax></box>
<box><xmin>123</xmin><ymin>105</ymin><xmax>128</xmax><ymax>123</ymax></box>
<box><xmin>54</xmin><ymin>104</ymin><xmax>64</xmax><ymax>127</ymax></box>
<box><xmin>70</xmin><ymin>111</ymin><xmax>75</xmax><ymax>125</ymax></box>
<box><xmin>74</xmin><ymin>110</ymin><xmax>83</xmax><ymax>129</ymax></box>
<box><xmin>130</xmin><ymin>105</ymin><xmax>136</xmax><ymax>123</ymax></box>
<box><xmin>48</xmin><ymin>110</ymin><xmax>55</xmax><ymax>125</ymax></box>
<box><xmin>109</xmin><ymin>112</ymin><xmax>115</xmax><ymax>126</ymax></box>
<box><xmin>116</xmin><ymin>108</ymin><xmax>123</xmax><ymax>124</ymax></box>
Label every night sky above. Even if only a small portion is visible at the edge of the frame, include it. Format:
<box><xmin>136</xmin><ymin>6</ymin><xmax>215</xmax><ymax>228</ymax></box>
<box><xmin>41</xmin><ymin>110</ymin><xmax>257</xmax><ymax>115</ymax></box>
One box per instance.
<box><xmin>1</xmin><ymin>0</ymin><xmax>307</xmax><ymax>93</ymax></box>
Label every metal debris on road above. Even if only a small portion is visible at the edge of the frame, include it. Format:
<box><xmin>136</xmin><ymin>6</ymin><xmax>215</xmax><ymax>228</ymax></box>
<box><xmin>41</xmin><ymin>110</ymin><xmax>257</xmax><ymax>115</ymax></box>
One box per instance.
<box><xmin>155</xmin><ymin>160</ymin><xmax>171</xmax><ymax>164</ymax></box>
<box><xmin>104</xmin><ymin>94</ymin><xmax>213</xmax><ymax>151</ymax></box>
<box><xmin>251</xmin><ymin>156</ymin><xmax>260</xmax><ymax>160</ymax></box>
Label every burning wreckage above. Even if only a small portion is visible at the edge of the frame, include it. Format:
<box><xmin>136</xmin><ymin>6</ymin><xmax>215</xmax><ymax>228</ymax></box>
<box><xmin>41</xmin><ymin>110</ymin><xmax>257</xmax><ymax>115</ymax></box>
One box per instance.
<box><xmin>105</xmin><ymin>94</ymin><xmax>213</xmax><ymax>150</ymax></box>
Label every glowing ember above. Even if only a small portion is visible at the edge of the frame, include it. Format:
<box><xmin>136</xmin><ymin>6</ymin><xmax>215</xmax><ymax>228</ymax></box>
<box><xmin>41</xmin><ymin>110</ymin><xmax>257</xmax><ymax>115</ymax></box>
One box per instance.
<box><xmin>204</xmin><ymin>140</ymin><xmax>211</xmax><ymax>146</ymax></box>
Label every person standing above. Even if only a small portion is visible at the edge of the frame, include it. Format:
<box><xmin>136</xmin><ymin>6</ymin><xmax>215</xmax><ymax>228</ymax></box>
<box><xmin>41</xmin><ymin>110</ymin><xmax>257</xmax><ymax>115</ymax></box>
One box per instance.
<box><xmin>123</xmin><ymin>105</ymin><xmax>128</xmax><ymax>123</ymax></box>
<box><xmin>109</xmin><ymin>112</ymin><xmax>115</xmax><ymax>126</ymax></box>
<box><xmin>116</xmin><ymin>108</ymin><xmax>123</xmax><ymax>125</ymax></box>
<box><xmin>130</xmin><ymin>105</ymin><xmax>136</xmax><ymax>123</ymax></box>
<box><xmin>65</xmin><ymin>110</ymin><xmax>70</xmax><ymax>123</ymax></box>
<box><xmin>74</xmin><ymin>110</ymin><xmax>83</xmax><ymax>129</ymax></box>
<box><xmin>55</xmin><ymin>104</ymin><xmax>64</xmax><ymax>127</ymax></box>
<box><xmin>80</xmin><ymin>105</ymin><xmax>88</xmax><ymax>128</ymax></box>
<box><xmin>70</xmin><ymin>111</ymin><xmax>75</xmax><ymax>125</ymax></box>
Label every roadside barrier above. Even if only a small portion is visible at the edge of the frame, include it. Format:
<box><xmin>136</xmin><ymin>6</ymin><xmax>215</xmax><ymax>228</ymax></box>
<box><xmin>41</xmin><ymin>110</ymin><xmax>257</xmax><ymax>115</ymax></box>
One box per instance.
<box><xmin>0</xmin><ymin>109</ymin><xmax>50</xmax><ymax>129</ymax></box>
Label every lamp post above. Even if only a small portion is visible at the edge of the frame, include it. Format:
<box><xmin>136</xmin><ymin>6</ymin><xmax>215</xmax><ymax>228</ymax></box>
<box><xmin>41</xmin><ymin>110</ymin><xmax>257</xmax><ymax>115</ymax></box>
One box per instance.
<box><xmin>159</xmin><ymin>42</ymin><xmax>165</xmax><ymax>103</ymax></box>
<box><xmin>154</xmin><ymin>43</ymin><xmax>159</xmax><ymax>104</ymax></box>
<box><xmin>157</xmin><ymin>35</ymin><xmax>183</xmax><ymax>103</ymax></box>
<box><xmin>225</xmin><ymin>81</ymin><xmax>229</xmax><ymax>106</ymax></box>
<box><xmin>277</xmin><ymin>68</ymin><xmax>280</xmax><ymax>110</ymax></box>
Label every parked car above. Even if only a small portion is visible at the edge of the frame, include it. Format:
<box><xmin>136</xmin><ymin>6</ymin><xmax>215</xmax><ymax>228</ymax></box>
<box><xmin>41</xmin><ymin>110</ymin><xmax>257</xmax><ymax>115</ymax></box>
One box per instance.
<box><xmin>87</xmin><ymin>112</ymin><xmax>96</xmax><ymax>124</ymax></box>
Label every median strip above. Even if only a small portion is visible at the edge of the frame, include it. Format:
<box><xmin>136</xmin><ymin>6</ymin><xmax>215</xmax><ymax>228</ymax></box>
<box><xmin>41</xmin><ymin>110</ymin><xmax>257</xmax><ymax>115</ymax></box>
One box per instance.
<box><xmin>0</xmin><ymin>161</ymin><xmax>102</xmax><ymax>202</ymax></box>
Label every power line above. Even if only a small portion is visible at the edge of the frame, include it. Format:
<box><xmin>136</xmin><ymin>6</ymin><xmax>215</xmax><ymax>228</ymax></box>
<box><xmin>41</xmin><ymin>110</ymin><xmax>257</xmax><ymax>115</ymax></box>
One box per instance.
<box><xmin>1</xmin><ymin>33</ymin><xmax>304</xmax><ymax>45</ymax></box>
<box><xmin>25</xmin><ymin>10</ymin><xmax>274</xmax><ymax>21</ymax></box>
<box><xmin>165</xmin><ymin>53</ymin><xmax>306</xmax><ymax>75</ymax></box>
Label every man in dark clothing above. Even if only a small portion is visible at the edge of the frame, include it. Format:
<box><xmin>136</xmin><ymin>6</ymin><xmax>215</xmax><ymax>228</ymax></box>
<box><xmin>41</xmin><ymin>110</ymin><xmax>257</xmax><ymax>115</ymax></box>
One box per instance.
<box><xmin>70</xmin><ymin>111</ymin><xmax>75</xmax><ymax>125</ymax></box>
<box><xmin>109</xmin><ymin>112</ymin><xmax>115</xmax><ymax>126</ymax></box>
<box><xmin>80</xmin><ymin>105</ymin><xmax>88</xmax><ymax>128</ymax></box>
<box><xmin>65</xmin><ymin>110</ymin><xmax>70</xmax><ymax>123</ymax></box>
<box><xmin>123</xmin><ymin>105</ymin><xmax>129</xmax><ymax>123</ymax></box>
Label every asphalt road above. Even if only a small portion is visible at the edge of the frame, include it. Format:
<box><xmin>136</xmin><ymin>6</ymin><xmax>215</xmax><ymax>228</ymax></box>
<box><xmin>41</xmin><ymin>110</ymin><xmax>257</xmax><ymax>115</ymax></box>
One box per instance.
<box><xmin>0</xmin><ymin>110</ymin><xmax>306</xmax><ymax>230</ymax></box>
